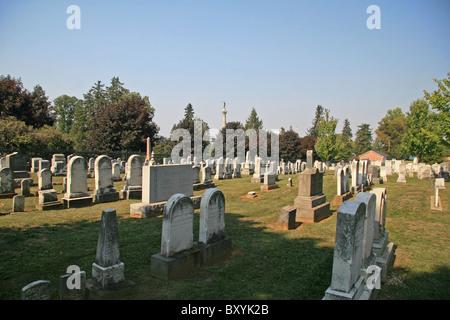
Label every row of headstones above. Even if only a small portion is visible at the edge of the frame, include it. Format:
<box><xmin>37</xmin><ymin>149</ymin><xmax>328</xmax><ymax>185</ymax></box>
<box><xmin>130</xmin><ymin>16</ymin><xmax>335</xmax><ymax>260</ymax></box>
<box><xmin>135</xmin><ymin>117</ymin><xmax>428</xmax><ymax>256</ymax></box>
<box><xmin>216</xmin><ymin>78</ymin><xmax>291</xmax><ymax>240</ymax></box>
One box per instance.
<box><xmin>21</xmin><ymin>188</ymin><xmax>230</xmax><ymax>299</ymax></box>
<box><xmin>324</xmin><ymin>188</ymin><xmax>397</xmax><ymax>300</ymax></box>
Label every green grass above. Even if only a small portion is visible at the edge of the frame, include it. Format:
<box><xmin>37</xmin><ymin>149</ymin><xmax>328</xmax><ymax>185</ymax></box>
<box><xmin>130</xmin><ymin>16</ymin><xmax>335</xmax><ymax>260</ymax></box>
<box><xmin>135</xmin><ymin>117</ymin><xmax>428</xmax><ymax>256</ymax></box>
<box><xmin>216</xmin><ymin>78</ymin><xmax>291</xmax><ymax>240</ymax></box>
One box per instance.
<box><xmin>0</xmin><ymin>171</ymin><xmax>449</xmax><ymax>300</ymax></box>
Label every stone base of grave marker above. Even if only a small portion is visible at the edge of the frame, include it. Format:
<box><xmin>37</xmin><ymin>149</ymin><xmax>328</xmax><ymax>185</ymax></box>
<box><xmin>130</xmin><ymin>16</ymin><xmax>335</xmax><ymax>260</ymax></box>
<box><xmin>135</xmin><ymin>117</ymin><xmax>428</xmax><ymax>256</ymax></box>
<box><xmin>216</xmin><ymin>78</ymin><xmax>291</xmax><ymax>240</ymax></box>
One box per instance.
<box><xmin>150</xmin><ymin>248</ymin><xmax>202</xmax><ymax>280</ymax></box>
<box><xmin>331</xmin><ymin>191</ymin><xmax>353</xmax><ymax>206</ymax></box>
<box><xmin>260</xmin><ymin>184</ymin><xmax>278</xmax><ymax>191</ymax></box>
<box><xmin>36</xmin><ymin>189</ymin><xmax>64</xmax><ymax>211</ymax></box>
<box><xmin>193</xmin><ymin>181</ymin><xmax>216</xmax><ymax>191</ymax></box>
<box><xmin>294</xmin><ymin>194</ymin><xmax>331</xmax><ymax>223</ymax></box>
<box><xmin>0</xmin><ymin>192</ymin><xmax>17</xmax><ymax>199</ymax></box>
<box><xmin>59</xmin><ymin>271</ymin><xmax>86</xmax><ymax>300</ymax></box>
<box><xmin>251</xmin><ymin>175</ymin><xmax>264</xmax><ymax>183</ymax></box>
<box><xmin>372</xmin><ymin>177</ymin><xmax>383</xmax><ymax>184</ymax></box>
<box><xmin>278</xmin><ymin>206</ymin><xmax>298</xmax><ymax>230</ymax></box>
<box><xmin>130</xmin><ymin>195</ymin><xmax>202</xmax><ymax>218</ymax></box>
<box><xmin>372</xmin><ymin>231</ymin><xmax>397</xmax><ymax>283</ymax></box>
<box><xmin>323</xmin><ymin>275</ymin><xmax>366</xmax><ymax>300</ymax></box>
<box><xmin>120</xmin><ymin>186</ymin><xmax>142</xmax><ymax>200</ymax></box>
<box><xmin>430</xmin><ymin>196</ymin><xmax>443</xmax><ymax>211</ymax></box>
<box><xmin>94</xmin><ymin>190</ymin><xmax>120</xmax><ymax>204</ymax></box>
<box><xmin>62</xmin><ymin>196</ymin><xmax>94</xmax><ymax>209</ymax></box>
<box><xmin>194</xmin><ymin>236</ymin><xmax>232</xmax><ymax>266</ymax></box>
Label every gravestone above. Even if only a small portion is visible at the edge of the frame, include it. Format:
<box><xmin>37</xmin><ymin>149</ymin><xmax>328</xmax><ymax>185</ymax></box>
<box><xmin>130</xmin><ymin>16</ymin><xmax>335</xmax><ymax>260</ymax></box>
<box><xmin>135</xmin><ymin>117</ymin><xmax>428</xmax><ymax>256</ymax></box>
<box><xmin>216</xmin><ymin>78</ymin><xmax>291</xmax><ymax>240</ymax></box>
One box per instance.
<box><xmin>251</xmin><ymin>157</ymin><xmax>264</xmax><ymax>183</ymax></box>
<box><xmin>39</xmin><ymin>160</ymin><xmax>50</xmax><ymax>172</ymax></box>
<box><xmin>38</xmin><ymin>168</ymin><xmax>53</xmax><ymax>191</ymax></box>
<box><xmin>214</xmin><ymin>158</ymin><xmax>225</xmax><ymax>180</ymax></box>
<box><xmin>93</xmin><ymin>155</ymin><xmax>119</xmax><ymax>203</ymax></box>
<box><xmin>130</xmin><ymin>164</ymin><xmax>200</xmax><ymax>218</ymax></box>
<box><xmin>0</xmin><ymin>168</ymin><xmax>15</xmax><ymax>196</ymax></box>
<box><xmin>21</xmin><ymin>280</ymin><xmax>51</xmax><ymax>300</ymax></box>
<box><xmin>278</xmin><ymin>206</ymin><xmax>297</xmax><ymax>230</ymax></box>
<box><xmin>332</xmin><ymin>167</ymin><xmax>352</xmax><ymax>206</ymax></box>
<box><xmin>351</xmin><ymin>161</ymin><xmax>360</xmax><ymax>193</ymax></box>
<box><xmin>13</xmin><ymin>195</ymin><xmax>25</xmax><ymax>212</ymax></box>
<box><xmin>62</xmin><ymin>156</ymin><xmax>93</xmax><ymax>208</ymax></box>
<box><xmin>121</xmin><ymin>155</ymin><xmax>143</xmax><ymax>199</ymax></box>
<box><xmin>112</xmin><ymin>162</ymin><xmax>121</xmax><ymax>181</ymax></box>
<box><xmin>261</xmin><ymin>172</ymin><xmax>278</xmax><ymax>191</ymax></box>
<box><xmin>354</xmin><ymin>192</ymin><xmax>377</xmax><ymax>272</ymax></box>
<box><xmin>51</xmin><ymin>154</ymin><xmax>67</xmax><ymax>176</ymax></box>
<box><xmin>86</xmin><ymin>208</ymin><xmax>134</xmax><ymax>298</ymax></box>
<box><xmin>151</xmin><ymin>194</ymin><xmax>201</xmax><ymax>280</ymax></box>
<box><xmin>31</xmin><ymin>157</ymin><xmax>43</xmax><ymax>172</ymax></box>
<box><xmin>192</xmin><ymin>165</ymin><xmax>201</xmax><ymax>184</ymax></box>
<box><xmin>396</xmin><ymin>163</ymin><xmax>407</xmax><ymax>183</ymax></box>
<box><xmin>306</xmin><ymin>150</ymin><xmax>313</xmax><ymax>169</ymax></box>
<box><xmin>195</xmin><ymin>188</ymin><xmax>232</xmax><ymax>265</ymax></box>
<box><xmin>232</xmin><ymin>157</ymin><xmax>241</xmax><ymax>178</ymax></box>
<box><xmin>224</xmin><ymin>158</ymin><xmax>233</xmax><ymax>179</ymax></box>
<box><xmin>324</xmin><ymin>201</ymin><xmax>366</xmax><ymax>300</ymax></box>
<box><xmin>6</xmin><ymin>152</ymin><xmax>30</xmax><ymax>179</ymax></box>
<box><xmin>293</xmin><ymin>168</ymin><xmax>331</xmax><ymax>223</ymax></box>
<box><xmin>370</xmin><ymin>188</ymin><xmax>396</xmax><ymax>282</ymax></box>
<box><xmin>20</xmin><ymin>179</ymin><xmax>30</xmax><ymax>196</ymax></box>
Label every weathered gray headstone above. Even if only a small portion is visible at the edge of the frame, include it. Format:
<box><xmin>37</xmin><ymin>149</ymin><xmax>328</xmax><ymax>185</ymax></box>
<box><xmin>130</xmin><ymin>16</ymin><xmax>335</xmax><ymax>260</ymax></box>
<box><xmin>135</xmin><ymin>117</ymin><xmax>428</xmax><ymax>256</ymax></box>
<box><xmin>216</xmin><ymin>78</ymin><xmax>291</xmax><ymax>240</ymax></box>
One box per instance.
<box><xmin>261</xmin><ymin>172</ymin><xmax>278</xmax><ymax>190</ymax></box>
<box><xmin>21</xmin><ymin>280</ymin><xmax>51</xmax><ymax>300</ymax></box>
<box><xmin>62</xmin><ymin>156</ymin><xmax>93</xmax><ymax>208</ymax></box>
<box><xmin>94</xmin><ymin>155</ymin><xmax>119</xmax><ymax>203</ymax></box>
<box><xmin>38</xmin><ymin>168</ymin><xmax>53</xmax><ymax>191</ymax></box>
<box><xmin>0</xmin><ymin>167</ymin><xmax>14</xmax><ymax>195</ymax></box>
<box><xmin>278</xmin><ymin>205</ymin><xmax>297</xmax><ymax>230</ymax></box>
<box><xmin>121</xmin><ymin>155</ymin><xmax>143</xmax><ymax>199</ymax></box>
<box><xmin>20</xmin><ymin>179</ymin><xmax>30</xmax><ymax>196</ymax></box>
<box><xmin>13</xmin><ymin>195</ymin><xmax>25</xmax><ymax>212</ymax></box>
<box><xmin>354</xmin><ymin>192</ymin><xmax>377</xmax><ymax>269</ymax></box>
<box><xmin>87</xmin><ymin>208</ymin><xmax>134</xmax><ymax>297</ymax></box>
<box><xmin>151</xmin><ymin>194</ymin><xmax>201</xmax><ymax>279</ymax></box>
<box><xmin>306</xmin><ymin>150</ymin><xmax>313</xmax><ymax>169</ymax></box>
<box><xmin>324</xmin><ymin>201</ymin><xmax>366</xmax><ymax>300</ymax></box>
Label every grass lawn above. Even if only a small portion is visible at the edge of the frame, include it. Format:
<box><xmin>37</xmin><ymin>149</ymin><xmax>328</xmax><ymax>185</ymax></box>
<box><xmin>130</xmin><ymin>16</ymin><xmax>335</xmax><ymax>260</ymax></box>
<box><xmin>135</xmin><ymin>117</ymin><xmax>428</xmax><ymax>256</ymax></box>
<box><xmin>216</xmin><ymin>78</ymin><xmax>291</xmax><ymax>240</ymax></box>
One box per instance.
<box><xmin>0</xmin><ymin>170</ymin><xmax>449</xmax><ymax>300</ymax></box>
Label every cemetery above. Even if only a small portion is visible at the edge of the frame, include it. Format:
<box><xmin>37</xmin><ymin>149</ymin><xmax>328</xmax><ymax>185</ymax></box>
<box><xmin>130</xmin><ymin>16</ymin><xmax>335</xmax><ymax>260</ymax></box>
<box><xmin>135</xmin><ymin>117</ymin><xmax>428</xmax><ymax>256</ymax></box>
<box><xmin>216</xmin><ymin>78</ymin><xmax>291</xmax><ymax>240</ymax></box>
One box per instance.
<box><xmin>0</xmin><ymin>152</ymin><xmax>448</xmax><ymax>300</ymax></box>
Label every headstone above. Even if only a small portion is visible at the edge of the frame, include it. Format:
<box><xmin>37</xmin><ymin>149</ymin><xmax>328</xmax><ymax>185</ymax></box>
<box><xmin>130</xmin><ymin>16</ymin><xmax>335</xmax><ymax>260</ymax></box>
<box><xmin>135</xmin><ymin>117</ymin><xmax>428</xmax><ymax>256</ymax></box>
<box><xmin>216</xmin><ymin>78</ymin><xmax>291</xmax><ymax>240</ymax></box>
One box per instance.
<box><xmin>293</xmin><ymin>168</ymin><xmax>331</xmax><ymax>223</ymax></box>
<box><xmin>0</xmin><ymin>168</ymin><xmax>15</xmax><ymax>195</ymax></box>
<box><xmin>131</xmin><ymin>164</ymin><xmax>199</xmax><ymax>218</ymax></box>
<box><xmin>370</xmin><ymin>188</ymin><xmax>396</xmax><ymax>282</ymax></box>
<box><xmin>306</xmin><ymin>150</ymin><xmax>313</xmax><ymax>169</ymax></box>
<box><xmin>21</xmin><ymin>280</ymin><xmax>51</xmax><ymax>300</ymax></box>
<box><xmin>324</xmin><ymin>201</ymin><xmax>366</xmax><ymax>300</ymax></box>
<box><xmin>13</xmin><ymin>195</ymin><xmax>25</xmax><ymax>212</ymax></box>
<box><xmin>214</xmin><ymin>158</ymin><xmax>225</xmax><ymax>180</ymax></box>
<box><xmin>396</xmin><ymin>163</ymin><xmax>407</xmax><ymax>183</ymax></box>
<box><xmin>251</xmin><ymin>157</ymin><xmax>264</xmax><ymax>183</ymax></box>
<box><xmin>278</xmin><ymin>206</ymin><xmax>297</xmax><ymax>230</ymax></box>
<box><xmin>51</xmin><ymin>154</ymin><xmax>67</xmax><ymax>175</ymax></box>
<box><xmin>150</xmin><ymin>194</ymin><xmax>201</xmax><ymax>279</ymax></box>
<box><xmin>39</xmin><ymin>160</ymin><xmax>50</xmax><ymax>172</ymax></box>
<box><xmin>261</xmin><ymin>172</ymin><xmax>278</xmax><ymax>191</ymax></box>
<box><xmin>351</xmin><ymin>161</ymin><xmax>360</xmax><ymax>193</ymax></box>
<box><xmin>6</xmin><ymin>152</ymin><xmax>29</xmax><ymax>179</ymax></box>
<box><xmin>31</xmin><ymin>157</ymin><xmax>43</xmax><ymax>172</ymax></box>
<box><xmin>86</xmin><ymin>208</ymin><xmax>134</xmax><ymax>298</ymax></box>
<box><xmin>195</xmin><ymin>188</ymin><xmax>232</xmax><ymax>264</ymax></box>
<box><xmin>93</xmin><ymin>155</ymin><xmax>119</xmax><ymax>203</ymax></box>
<box><xmin>59</xmin><ymin>270</ymin><xmax>86</xmax><ymax>300</ymax></box>
<box><xmin>232</xmin><ymin>157</ymin><xmax>241</xmax><ymax>178</ymax></box>
<box><xmin>192</xmin><ymin>165</ymin><xmax>201</xmax><ymax>184</ymax></box>
<box><xmin>354</xmin><ymin>192</ymin><xmax>377</xmax><ymax>270</ymax></box>
<box><xmin>62</xmin><ymin>156</ymin><xmax>93</xmax><ymax>208</ymax></box>
<box><xmin>121</xmin><ymin>155</ymin><xmax>143</xmax><ymax>200</ymax></box>
<box><xmin>112</xmin><ymin>162</ymin><xmax>121</xmax><ymax>181</ymax></box>
<box><xmin>20</xmin><ymin>179</ymin><xmax>30</xmax><ymax>196</ymax></box>
<box><xmin>418</xmin><ymin>164</ymin><xmax>432</xmax><ymax>180</ymax></box>
<box><xmin>38</xmin><ymin>168</ymin><xmax>53</xmax><ymax>191</ymax></box>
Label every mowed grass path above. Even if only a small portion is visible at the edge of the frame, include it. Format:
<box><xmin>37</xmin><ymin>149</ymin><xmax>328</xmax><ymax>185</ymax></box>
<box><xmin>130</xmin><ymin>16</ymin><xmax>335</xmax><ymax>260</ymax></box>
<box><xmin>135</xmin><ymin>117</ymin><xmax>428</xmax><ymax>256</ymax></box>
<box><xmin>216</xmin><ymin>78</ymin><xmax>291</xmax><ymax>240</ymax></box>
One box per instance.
<box><xmin>0</xmin><ymin>170</ymin><xmax>449</xmax><ymax>300</ymax></box>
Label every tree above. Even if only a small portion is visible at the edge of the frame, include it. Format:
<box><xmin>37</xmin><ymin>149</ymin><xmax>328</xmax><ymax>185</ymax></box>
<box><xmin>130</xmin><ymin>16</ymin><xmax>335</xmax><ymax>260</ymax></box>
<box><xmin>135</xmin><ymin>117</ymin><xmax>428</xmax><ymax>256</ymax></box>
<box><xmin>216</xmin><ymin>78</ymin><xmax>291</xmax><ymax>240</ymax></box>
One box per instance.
<box><xmin>106</xmin><ymin>76</ymin><xmax>130</xmax><ymax>103</ymax></box>
<box><xmin>53</xmin><ymin>95</ymin><xmax>80</xmax><ymax>134</ymax></box>
<box><xmin>354</xmin><ymin>123</ymin><xmax>373</xmax><ymax>155</ymax></box>
<box><xmin>299</xmin><ymin>135</ymin><xmax>316</xmax><ymax>159</ymax></box>
<box><xmin>314</xmin><ymin>109</ymin><xmax>339</xmax><ymax>161</ymax></box>
<box><xmin>244</xmin><ymin>107</ymin><xmax>263</xmax><ymax>132</ymax></box>
<box><xmin>0</xmin><ymin>75</ymin><xmax>54</xmax><ymax>128</ymax></box>
<box><xmin>374</xmin><ymin>108</ymin><xmax>407</xmax><ymax>159</ymax></box>
<box><xmin>402</xmin><ymin>99</ymin><xmax>443</xmax><ymax>163</ymax></box>
<box><xmin>306</xmin><ymin>105</ymin><xmax>324</xmax><ymax>138</ymax></box>
<box><xmin>90</xmin><ymin>96</ymin><xmax>159</xmax><ymax>153</ymax></box>
<box><xmin>279</xmin><ymin>127</ymin><xmax>302</xmax><ymax>161</ymax></box>
<box><xmin>424</xmin><ymin>73</ymin><xmax>450</xmax><ymax>148</ymax></box>
<box><xmin>336</xmin><ymin>118</ymin><xmax>354</xmax><ymax>160</ymax></box>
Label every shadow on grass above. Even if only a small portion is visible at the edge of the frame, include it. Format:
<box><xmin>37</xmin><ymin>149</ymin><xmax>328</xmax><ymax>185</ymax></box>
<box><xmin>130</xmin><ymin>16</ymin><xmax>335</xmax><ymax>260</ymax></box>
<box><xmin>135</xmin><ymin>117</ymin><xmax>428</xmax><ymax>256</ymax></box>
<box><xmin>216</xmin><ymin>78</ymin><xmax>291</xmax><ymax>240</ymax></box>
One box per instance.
<box><xmin>0</xmin><ymin>207</ymin><xmax>335</xmax><ymax>300</ymax></box>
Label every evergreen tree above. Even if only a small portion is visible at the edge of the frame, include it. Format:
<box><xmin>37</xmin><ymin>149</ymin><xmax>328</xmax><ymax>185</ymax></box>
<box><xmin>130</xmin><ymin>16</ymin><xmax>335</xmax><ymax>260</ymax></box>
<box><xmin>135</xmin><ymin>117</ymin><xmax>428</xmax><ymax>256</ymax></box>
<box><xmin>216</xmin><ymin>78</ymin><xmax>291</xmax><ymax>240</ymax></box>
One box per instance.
<box><xmin>244</xmin><ymin>107</ymin><xmax>263</xmax><ymax>132</ymax></box>
<box><xmin>354</xmin><ymin>123</ymin><xmax>373</xmax><ymax>155</ymax></box>
<box><xmin>306</xmin><ymin>105</ymin><xmax>324</xmax><ymax>138</ymax></box>
<box><xmin>336</xmin><ymin>118</ymin><xmax>354</xmax><ymax>160</ymax></box>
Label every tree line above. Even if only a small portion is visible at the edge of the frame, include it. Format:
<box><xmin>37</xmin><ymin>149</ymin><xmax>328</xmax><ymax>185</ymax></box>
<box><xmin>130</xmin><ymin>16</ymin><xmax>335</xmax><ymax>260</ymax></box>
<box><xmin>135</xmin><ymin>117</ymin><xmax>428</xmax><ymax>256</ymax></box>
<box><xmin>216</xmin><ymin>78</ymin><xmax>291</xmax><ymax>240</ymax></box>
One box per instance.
<box><xmin>1</xmin><ymin>73</ymin><xmax>448</xmax><ymax>164</ymax></box>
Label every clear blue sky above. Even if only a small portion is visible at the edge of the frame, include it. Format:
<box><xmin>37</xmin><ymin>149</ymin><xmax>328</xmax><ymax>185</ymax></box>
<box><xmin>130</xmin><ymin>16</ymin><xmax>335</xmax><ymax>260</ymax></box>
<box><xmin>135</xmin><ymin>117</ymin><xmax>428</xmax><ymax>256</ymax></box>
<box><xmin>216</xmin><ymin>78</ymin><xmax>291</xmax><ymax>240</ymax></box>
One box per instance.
<box><xmin>1</xmin><ymin>0</ymin><xmax>449</xmax><ymax>138</ymax></box>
